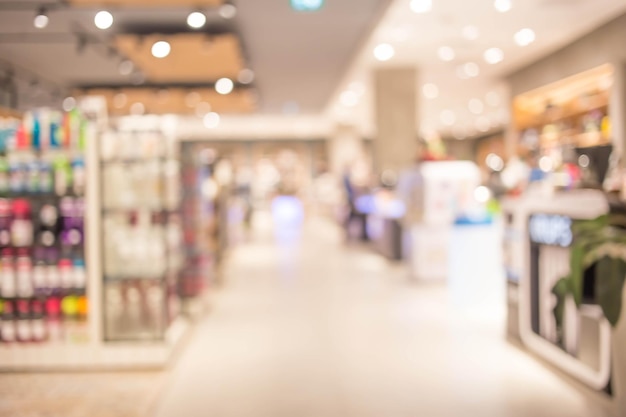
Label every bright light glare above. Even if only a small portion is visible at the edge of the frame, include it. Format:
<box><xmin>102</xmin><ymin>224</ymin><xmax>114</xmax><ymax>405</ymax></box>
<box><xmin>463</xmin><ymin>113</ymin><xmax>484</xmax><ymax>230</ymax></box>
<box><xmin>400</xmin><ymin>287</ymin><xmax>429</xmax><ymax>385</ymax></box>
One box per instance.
<box><xmin>219</xmin><ymin>4</ymin><xmax>238</xmax><ymax>19</ymax></box>
<box><xmin>422</xmin><ymin>83</ymin><xmax>439</xmax><ymax>99</ymax></box>
<box><xmin>486</xmin><ymin>91</ymin><xmax>501</xmax><ymax>106</ymax></box>
<box><xmin>374</xmin><ymin>43</ymin><xmax>395</xmax><ymax>61</ymax></box>
<box><xmin>238</xmin><ymin>69</ymin><xmax>255</xmax><ymax>84</ymax></box>
<box><xmin>151</xmin><ymin>41</ymin><xmax>171</xmax><ymax>58</ymax></box>
<box><xmin>119</xmin><ymin>60</ymin><xmax>134</xmax><ymax>75</ymax></box>
<box><xmin>62</xmin><ymin>97</ymin><xmax>76</xmax><ymax>112</ymax></box>
<box><xmin>462</xmin><ymin>25</ymin><xmax>479</xmax><ymax>41</ymax></box>
<box><xmin>579</xmin><ymin>154</ymin><xmax>590</xmax><ymax>168</ymax></box>
<box><xmin>410</xmin><ymin>0</ymin><xmax>432</xmax><ymax>13</ymax></box>
<box><xmin>486</xmin><ymin>153</ymin><xmax>504</xmax><ymax>172</ymax></box>
<box><xmin>113</xmin><ymin>93</ymin><xmax>127</xmax><ymax>109</ymax></box>
<box><xmin>476</xmin><ymin>116</ymin><xmax>491</xmax><ymax>132</ymax></box>
<box><xmin>469</xmin><ymin>98</ymin><xmax>484</xmax><ymax>114</ymax></box>
<box><xmin>203</xmin><ymin>112</ymin><xmax>220</xmax><ymax>129</ymax></box>
<box><xmin>474</xmin><ymin>186</ymin><xmax>492</xmax><ymax>203</ymax></box>
<box><xmin>539</xmin><ymin>156</ymin><xmax>554</xmax><ymax>172</ymax></box>
<box><xmin>440</xmin><ymin>110</ymin><xmax>456</xmax><ymax>126</ymax></box>
<box><xmin>215</xmin><ymin>78</ymin><xmax>234</xmax><ymax>95</ymax></box>
<box><xmin>130</xmin><ymin>102</ymin><xmax>145</xmax><ymax>115</ymax></box>
<box><xmin>437</xmin><ymin>46</ymin><xmax>455</xmax><ymax>62</ymax></box>
<box><xmin>187</xmin><ymin>12</ymin><xmax>207</xmax><ymax>29</ymax></box>
<box><xmin>484</xmin><ymin>47</ymin><xmax>504</xmax><ymax>64</ymax></box>
<box><xmin>94</xmin><ymin>11</ymin><xmax>113</xmax><ymax>30</ymax></box>
<box><xmin>34</xmin><ymin>14</ymin><xmax>49</xmax><ymax>29</ymax></box>
<box><xmin>494</xmin><ymin>0</ymin><xmax>512</xmax><ymax>13</ymax></box>
<box><xmin>458</xmin><ymin>62</ymin><xmax>480</xmax><ymax>79</ymax></box>
<box><xmin>340</xmin><ymin>91</ymin><xmax>359</xmax><ymax>107</ymax></box>
<box><xmin>515</xmin><ymin>28</ymin><xmax>536</xmax><ymax>46</ymax></box>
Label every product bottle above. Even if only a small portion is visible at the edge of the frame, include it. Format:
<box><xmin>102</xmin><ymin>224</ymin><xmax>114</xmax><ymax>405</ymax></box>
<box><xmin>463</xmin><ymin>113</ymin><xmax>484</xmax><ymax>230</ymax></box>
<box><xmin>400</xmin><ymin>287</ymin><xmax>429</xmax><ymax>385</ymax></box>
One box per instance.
<box><xmin>0</xmin><ymin>156</ymin><xmax>10</xmax><ymax>196</ymax></box>
<box><xmin>32</xmin><ymin>247</ymin><xmax>47</xmax><ymax>296</ymax></box>
<box><xmin>15</xmin><ymin>248</ymin><xmax>33</xmax><ymax>299</ymax></box>
<box><xmin>72</xmin><ymin>157</ymin><xmax>86</xmax><ymax>196</ymax></box>
<box><xmin>15</xmin><ymin>299</ymin><xmax>32</xmax><ymax>342</ymax></box>
<box><xmin>38</xmin><ymin>160</ymin><xmax>53</xmax><ymax>194</ymax></box>
<box><xmin>73</xmin><ymin>258</ymin><xmax>86</xmax><ymax>291</ymax></box>
<box><xmin>58</xmin><ymin>258</ymin><xmax>73</xmax><ymax>290</ymax></box>
<box><xmin>32</xmin><ymin>112</ymin><xmax>41</xmax><ymax>151</ymax></box>
<box><xmin>0</xmin><ymin>199</ymin><xmax>12</xmax><ymax>247</ymax></box>
<box><xmin>53</xmin><ymin>156</ymin><xmax>72</xmax><ymax>196</ymax></box>
<box><xmin>0</xmin><ymin>300</ymin><xmax>16</xmax><ymax>343</ymax></box>
<box><xmin>10</xmin><ymin>199</ymin><xmax>33</xmax><ymax>247</ymax></box>
<box><xmin>25</xmin><ymin>156</ymin><xmax>40</xmax><ymax>194</ymax></box>
<box><xmin>31</xmin><ymin>299</ymin><xmax>47</xmax><ymax>342</ymax></box>
<box><xmin>0</xmin><ymin>248</ymin><xmax>16</xmax><ymax>299</ymax></box>
<box><xmin>37</xmin><ymin>202</ymin><xmax>59</xmax><ymax>247</ymax></box>
<box><xmin>45</xmin><ymin>296</ymin><xmax>62</xmax><ymax>343</ymax></box>
<box><xmin>45</xmin><ymin>247</ymin><xmax>60</xmax><ymax>292</ymax></box>
<box><xmin>9</xmin><ymin>154</ymin><xmax>25</xmax><ymax>194</ymax></box>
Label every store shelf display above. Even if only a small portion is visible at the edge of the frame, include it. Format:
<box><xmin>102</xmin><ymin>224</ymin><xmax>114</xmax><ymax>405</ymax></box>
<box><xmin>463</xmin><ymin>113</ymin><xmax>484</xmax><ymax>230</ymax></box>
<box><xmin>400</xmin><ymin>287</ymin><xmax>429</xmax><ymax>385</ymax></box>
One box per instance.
<box><xmin>100</xmin><ymin>130</ymin><xmax>182</xmax><ymax>341</ymax></box>
<box><xmin>0</xmin><ymin>109</ymin><xmax>88</xmax><ymax>345</ymax></box>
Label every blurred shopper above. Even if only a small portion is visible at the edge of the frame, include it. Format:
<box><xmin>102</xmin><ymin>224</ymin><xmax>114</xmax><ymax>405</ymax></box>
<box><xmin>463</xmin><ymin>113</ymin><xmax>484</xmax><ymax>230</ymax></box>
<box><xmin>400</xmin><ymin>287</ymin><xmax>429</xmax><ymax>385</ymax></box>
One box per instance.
<box><xmin>342</xmin><ymin>167</ymin><xmax>368</xmax><ymax>241</ymax></box>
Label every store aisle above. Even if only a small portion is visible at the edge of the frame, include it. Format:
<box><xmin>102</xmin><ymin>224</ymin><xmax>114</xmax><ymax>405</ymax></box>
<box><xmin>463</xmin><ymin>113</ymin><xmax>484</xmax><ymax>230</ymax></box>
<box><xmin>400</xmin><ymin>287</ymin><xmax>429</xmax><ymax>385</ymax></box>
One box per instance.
<box><xmin>152</xmin><ymin>214</ymin><xmax>612</xmax><ymax>417</ymax></box>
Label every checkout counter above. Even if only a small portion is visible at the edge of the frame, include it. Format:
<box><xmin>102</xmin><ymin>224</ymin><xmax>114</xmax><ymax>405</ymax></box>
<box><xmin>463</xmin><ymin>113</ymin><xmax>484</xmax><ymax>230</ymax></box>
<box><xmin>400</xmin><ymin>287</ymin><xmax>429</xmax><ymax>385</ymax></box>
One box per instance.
<box><xmin>503</xmin><ymin>189</ymin><xmax>614</xmax><ymax>393</ymax></box>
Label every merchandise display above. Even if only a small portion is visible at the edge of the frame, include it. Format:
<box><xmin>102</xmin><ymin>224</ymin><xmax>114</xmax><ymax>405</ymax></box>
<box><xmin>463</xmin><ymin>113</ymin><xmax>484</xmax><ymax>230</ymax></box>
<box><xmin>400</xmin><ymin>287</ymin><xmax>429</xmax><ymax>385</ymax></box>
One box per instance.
<box><xmin>0</xmin><ymin>110</ymin><xmax>88</xmax><ymax>345</ymax></box>
<box><xmin>100</xmin><ymin>130</ymin><xmax>182</xmax><ymax>341</ymax></box>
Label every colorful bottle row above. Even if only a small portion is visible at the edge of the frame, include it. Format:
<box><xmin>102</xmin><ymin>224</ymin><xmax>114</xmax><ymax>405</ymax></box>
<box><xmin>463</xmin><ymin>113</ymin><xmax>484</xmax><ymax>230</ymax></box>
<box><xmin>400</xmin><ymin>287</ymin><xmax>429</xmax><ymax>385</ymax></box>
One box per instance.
<box><xmin>0</xmin><ymin>297</ymin><xmax>88</xmax><ymax>344</ymax></box>
<box><xmin>0</xmin><ymin>154</ymin><xmax>85</xmax><ymax>197</ymax></box>
<box><xmin>0</xmin><ymin>249</ymin><xmax>86</xmax><ymax>299</ymax></box>
<box><xmin>0</xmin><ymin>110</ymin><xmax>87</xmax><ymax>153</ymax></box>
<box><xmin>0</xmin><ymin>198</ymin><xmax>84</xmax><ymax>249</ymax></box>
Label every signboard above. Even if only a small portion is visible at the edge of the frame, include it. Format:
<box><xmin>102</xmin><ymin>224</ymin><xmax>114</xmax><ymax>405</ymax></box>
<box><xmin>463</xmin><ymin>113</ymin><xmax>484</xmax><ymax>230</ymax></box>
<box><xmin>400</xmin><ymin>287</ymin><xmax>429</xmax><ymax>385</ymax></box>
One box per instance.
<box><xmin>529</xmin><ymin>213</ymin><xmax>573</xmax><ymax>247</ymax></box>
<box><xmin>290</xmin><ymin>0</ymin><xmax>325</xmax><ymax>11</ymax></box>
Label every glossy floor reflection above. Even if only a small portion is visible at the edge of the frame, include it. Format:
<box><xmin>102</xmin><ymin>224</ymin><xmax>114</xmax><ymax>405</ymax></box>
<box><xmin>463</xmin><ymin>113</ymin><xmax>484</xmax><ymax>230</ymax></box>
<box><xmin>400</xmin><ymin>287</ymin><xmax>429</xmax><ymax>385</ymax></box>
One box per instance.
<box><xmin>153</xmin><ymin>214</ymin><xmax>613</xmax><ymax>417</ymax></box>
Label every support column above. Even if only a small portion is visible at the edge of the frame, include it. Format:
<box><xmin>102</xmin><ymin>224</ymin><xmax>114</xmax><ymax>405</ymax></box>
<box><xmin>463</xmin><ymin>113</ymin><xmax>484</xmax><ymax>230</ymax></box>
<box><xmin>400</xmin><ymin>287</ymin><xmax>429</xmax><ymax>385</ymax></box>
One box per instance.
<box><xmin>610</xmin><ymin>62</ymin><xmax>626</xmax><ymax>167</ymax></box>
<box><xmin>373</xmin><ymin>67</ymin><xmax>418</xmax><ymax>176</ymax></box>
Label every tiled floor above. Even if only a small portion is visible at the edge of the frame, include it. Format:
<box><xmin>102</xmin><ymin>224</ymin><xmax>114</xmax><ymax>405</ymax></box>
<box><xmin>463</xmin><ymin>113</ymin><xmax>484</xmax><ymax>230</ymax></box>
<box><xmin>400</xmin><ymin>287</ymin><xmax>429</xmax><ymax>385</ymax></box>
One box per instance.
<box><xmin>152</xmin><ymin>214</ymin><xmax>614</xmax><ymax>417</ymax></box>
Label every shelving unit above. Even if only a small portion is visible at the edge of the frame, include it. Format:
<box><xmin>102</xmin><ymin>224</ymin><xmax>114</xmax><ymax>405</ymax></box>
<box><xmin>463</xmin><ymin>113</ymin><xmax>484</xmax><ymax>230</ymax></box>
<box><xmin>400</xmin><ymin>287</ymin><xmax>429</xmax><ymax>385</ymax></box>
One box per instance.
<box><xmin>0</xmin><ymin>104</ymin><xmax>190</xmax><ymax>371</ymax></box>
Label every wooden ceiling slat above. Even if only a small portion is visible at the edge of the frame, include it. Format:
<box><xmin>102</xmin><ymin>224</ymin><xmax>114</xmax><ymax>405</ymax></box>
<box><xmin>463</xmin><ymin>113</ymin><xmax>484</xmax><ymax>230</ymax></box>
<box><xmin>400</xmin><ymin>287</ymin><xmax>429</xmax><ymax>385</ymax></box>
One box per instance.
<box><xmin>80</xmin><ymin>87</ymin><xmax>256</xmax><ymax>116</ymax></box>
<box><xmin>68</xmin><ymin>0</ymin><xmax>222</xmax><ymax>7</ymax></box>
<box><xmin>115</xmin><ymin>33</ymin><xmax>244</xmax><ymax>83</ymax></box>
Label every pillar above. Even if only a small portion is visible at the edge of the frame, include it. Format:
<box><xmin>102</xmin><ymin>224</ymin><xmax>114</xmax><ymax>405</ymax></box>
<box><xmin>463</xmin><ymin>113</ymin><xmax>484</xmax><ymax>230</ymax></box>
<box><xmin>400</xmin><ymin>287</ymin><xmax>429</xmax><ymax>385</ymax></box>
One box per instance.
<box><xmin>373</xmin><ymin>67</ymin><xmax>418</xmax><ymax>175</ymax></box>
<box><xmin>610</xmin><ymin>62</ymin><xmax>626</xmax><ymax>168</ymax></box>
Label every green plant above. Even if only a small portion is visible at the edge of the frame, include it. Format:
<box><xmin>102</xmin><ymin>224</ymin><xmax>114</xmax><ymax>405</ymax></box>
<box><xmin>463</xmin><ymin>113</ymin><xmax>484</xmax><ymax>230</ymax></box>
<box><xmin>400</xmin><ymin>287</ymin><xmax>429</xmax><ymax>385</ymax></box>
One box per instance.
<box><xmin>552</xmin><ymin>215</ymin><xmax>626</xmax><ymax>330</ymax></box>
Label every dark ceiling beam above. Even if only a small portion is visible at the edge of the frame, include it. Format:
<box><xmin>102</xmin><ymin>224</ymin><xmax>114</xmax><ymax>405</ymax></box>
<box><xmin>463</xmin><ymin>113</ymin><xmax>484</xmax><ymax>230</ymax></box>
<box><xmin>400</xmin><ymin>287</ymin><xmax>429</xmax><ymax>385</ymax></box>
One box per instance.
<box><xmin>73</xmin><ymin>82</ymin><xmax>255</xmax><ymax>91</ymax></box>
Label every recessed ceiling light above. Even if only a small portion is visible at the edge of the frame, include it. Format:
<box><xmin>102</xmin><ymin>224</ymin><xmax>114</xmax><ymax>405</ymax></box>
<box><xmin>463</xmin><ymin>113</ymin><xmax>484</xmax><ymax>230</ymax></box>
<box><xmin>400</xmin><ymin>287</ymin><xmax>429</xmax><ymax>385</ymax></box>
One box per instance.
<box><xmin>185</xmin><ymin>92</ymin><xmax>201</xmax><ymax>107</ymax></box>
<box><xmin>238</xmin><ymin>69</ymin><xmax>255</xmax><ymax>84</ymax></box>
<box><xmin>215</xmin><ymin>78</ymin><xmax>234</xmax><ymax>95</ymax></box>
<box><xmin>422</xmin><ymin>83</ymin><xmax>439</xmax><ymax>99</ymax></box>
<box><xmin>151</xmin><ymin>41</ymin><xmax>171</xmax><ymax>58</ymax></box>
<box><xmin>494</xmin><ymin>0</ymin><xmax>512</xmax><ymax>13</ymax></box>
<box><xmin>468</xmin><ymin>98</ymin><xmax>484</xmax><ymax>114</ymax></box>
<box><xmin>94</xmin><ymin>11</ymin><xmax>113</xmax><ymax>30</ymax></box>
<box><xmin>113</xmin><ymin>93</ymin><xmax>127</xmax><ymax>109</ymax></box>
<box><xmin>458</xmin><ymin>62</ymin><xmax>480</xmax><ymax>79</ymax></box>
<box><xmin>373</xmin><ymin>43</ymin><xmax>395</xmax><ymax>61</ymax></box>
<box><xmin>483</xmin><ymin>47</ymin><xmax>504</xmax><ymax>65</ymax></box>
<box><xmin>62</xmin><ymin>97</ymin><xmax>76</xmax><ymax>112</ymax></box>
<box><xmin>515</xmin><ymin>28</ymin><xmax>536</xmax><ymax>46</ymax></box>
<box><xmin>340</xmin><ymin>90</ymin><xmax>359</xmax><ymax>107</ymax></box>
<box><xmin>219</xmin><ymin>3</ymin><xmax>237</xmax><ymax>19</ymax></box>
<box><xmin>440</xmin><ymin>110</ymin><xmax>456</xmax><ymax>126</ymax></box>
<box><xmin>476</xmin><ymin>116</ymin><xmax>491</xmax><ymax>132</ymax></box>
<box><xmin>119</xmin><ymin>60</ymin><xmax>134</xmax><ymax>75</ymax></box>
<box><xmin>203</xmin><ymin>112</ymin><xmax>220</xmax><ymax>129</ymax></box>
<box><xmin>410</xmin><ymin>0</ymin><xmax>432</xmax><ymax>13</ymax></box>
<box><xmin>462</xmin><ymin>25</ymin><xmax>479</xmax><ymax>41</ymax></box>
<box><xmin>195</xmin><ymin>102</ymin><xmax>212</xmax><ymax>117</ymax></box>
<box><xmin>34</xmin><ymin>8</ymin><xmax>49</xmax><ymax>29</ymax></box>
<box><xmin>437</xmin><ymin>46</ymin><xmax>455</xmax><ymax>62</ymax></box>
<box><xmin>187</xmin><ymin>11</ymin><xmax>207</xmax><ymax>29</ymax></box>
<box><xmin>130</xmin><ymin>102</ymin><xmax>145</xmax><ymax>115</ymax></box>
<box><xmin>348</xmin><ymin>81</ymin><xmax>365</xmax><ymax>96</ymax></box>
<box><xmin>486</xmin><ymin>91</ymin><xmax>501</xmax><ymax>106</ymax></box>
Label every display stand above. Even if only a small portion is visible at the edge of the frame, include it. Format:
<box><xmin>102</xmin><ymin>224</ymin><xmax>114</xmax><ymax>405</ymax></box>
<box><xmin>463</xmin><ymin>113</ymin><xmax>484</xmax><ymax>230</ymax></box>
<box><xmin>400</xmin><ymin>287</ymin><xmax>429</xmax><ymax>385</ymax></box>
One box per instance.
<box><xmin>0</xmin><ymin>104</ymin><xmax>190</xmax><ymax>371</ymax></box>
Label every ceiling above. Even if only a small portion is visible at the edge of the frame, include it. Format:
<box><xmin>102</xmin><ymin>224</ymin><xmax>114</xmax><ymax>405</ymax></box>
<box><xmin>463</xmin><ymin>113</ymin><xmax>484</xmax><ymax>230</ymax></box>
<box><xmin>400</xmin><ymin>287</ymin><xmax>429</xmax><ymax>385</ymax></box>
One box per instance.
<box><xmin>328</xmin><ymin>0</ymin><xmax>626</xmax><ymax>139</ymax></box>
<box><xmin>0</xmin><ymin>0</ymin><xmax>392</xmax><ymax>117</ymax></box>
